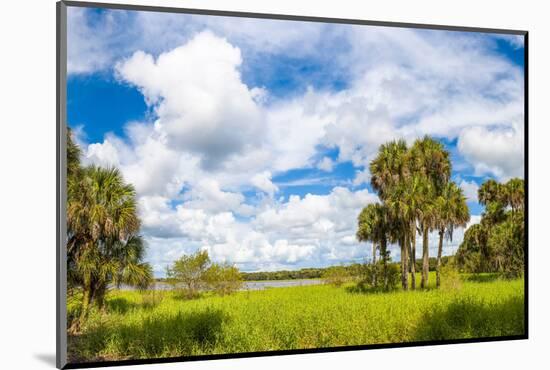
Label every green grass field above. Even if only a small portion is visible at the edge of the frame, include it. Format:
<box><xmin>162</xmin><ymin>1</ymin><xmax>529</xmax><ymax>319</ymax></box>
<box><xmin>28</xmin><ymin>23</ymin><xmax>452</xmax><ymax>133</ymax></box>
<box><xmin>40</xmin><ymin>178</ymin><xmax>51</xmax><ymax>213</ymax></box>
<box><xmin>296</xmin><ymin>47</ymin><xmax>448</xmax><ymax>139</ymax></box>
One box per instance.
<box><xmin>67</xmin><ymin>273</ymin><xmax>524</xmax><ymax>363</ymax></box>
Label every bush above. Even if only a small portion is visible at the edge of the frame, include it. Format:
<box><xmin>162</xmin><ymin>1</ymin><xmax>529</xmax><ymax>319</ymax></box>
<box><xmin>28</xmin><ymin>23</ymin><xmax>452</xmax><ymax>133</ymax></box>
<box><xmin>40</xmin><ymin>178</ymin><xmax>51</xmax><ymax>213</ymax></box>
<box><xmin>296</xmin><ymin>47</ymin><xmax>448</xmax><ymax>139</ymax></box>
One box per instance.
<box><xmin>487</xmin><ymin>215</ymin><xmax>525</xmax><ymax>279</ymax></box>
<box><xmin>383</xmin><ymin>263</ymin><xmax>400</xmax><ymax>290</ymax></box>
<box><xmin>440</xmin><ymin>263</ymin><xmax>462</xmax><ymax>291</ymax></box>
<box><xmin>166</xmin><ymin>250</ymin><xmax>243</xmax><ymax>298</ymax></box>
<box><xmin>166</xmin><ymin>250</ymin><xmax>211</xmax><ymax>299</ymax></box>
<box><xmin>322</xmin><ymin>266</ymin><xmax>352</xmax><ymax>287</ymax></box>
<box><xmin>141</xmin><ymin>290</ymin><xmax>162</xmax><ymax>308</ymax></box>
<box><xmin>357</xmin><ymin>262</ymin><xmax>400</xmax><ymax>292</ymax></box>
<box><xmin>204</xmin><ymin>263</ymin><xmax>243</xmax><ymax>296</ymax></box>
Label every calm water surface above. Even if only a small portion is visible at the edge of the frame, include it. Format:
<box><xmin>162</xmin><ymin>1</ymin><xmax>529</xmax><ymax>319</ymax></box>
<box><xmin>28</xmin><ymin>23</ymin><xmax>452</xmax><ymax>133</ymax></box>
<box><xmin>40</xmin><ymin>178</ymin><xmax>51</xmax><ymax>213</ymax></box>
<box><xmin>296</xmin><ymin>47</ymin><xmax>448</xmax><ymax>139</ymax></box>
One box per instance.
<box><xmin>117</xmin><ymin>279</ymin><xmax>324</xmax><ymax>291</ymax></box>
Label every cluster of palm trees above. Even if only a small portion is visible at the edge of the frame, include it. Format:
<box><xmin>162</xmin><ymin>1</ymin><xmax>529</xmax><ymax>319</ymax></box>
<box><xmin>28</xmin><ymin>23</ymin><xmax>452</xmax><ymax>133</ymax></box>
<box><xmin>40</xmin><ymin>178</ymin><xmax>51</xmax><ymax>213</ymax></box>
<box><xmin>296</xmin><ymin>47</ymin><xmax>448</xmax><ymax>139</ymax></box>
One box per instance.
<box><xmin>357</xmin><ymin>136</ymin><xmax>470</xmax><ymax>290</ymax></box>
<box><xmin>66</xmin><ymin>129</ymin><xmax>153</xmax><ymax>332</ymax></box>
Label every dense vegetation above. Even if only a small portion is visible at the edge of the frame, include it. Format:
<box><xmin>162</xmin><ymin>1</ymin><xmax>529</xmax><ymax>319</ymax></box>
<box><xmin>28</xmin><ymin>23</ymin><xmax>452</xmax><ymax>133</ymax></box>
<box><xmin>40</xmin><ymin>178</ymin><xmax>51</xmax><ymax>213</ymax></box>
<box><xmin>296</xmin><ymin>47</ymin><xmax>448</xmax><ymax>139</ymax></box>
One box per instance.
<box><xmin>456</xmin><ymin>178</ymin><xmax>525</xmax><ymax>278</ymax></box>
<box><xmin>67</xmin><ymin>274</ymin><xmax>524</xmax><ymax>363</ymax></box>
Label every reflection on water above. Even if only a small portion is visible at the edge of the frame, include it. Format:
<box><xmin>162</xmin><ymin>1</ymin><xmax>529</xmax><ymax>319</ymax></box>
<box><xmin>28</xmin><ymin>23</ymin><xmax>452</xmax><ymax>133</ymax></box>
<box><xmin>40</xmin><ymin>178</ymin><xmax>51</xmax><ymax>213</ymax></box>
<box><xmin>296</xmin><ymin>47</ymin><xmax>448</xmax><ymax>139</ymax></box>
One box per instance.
<box><xmin>116</xmin><ymin>279</ymin><xmax>324</xmax><ymax>291</ymax></box>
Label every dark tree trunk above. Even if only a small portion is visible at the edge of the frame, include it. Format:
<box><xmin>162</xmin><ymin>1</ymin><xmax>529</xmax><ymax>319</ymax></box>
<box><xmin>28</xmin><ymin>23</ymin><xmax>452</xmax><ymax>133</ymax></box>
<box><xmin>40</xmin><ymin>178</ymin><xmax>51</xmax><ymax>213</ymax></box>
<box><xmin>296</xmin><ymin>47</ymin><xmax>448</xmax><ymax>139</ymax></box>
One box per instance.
<box><xmin>381</xmin><ymin>237</ymin><xmax>388</xmax><ymax>290</ymax></box>
<box><xmin>421</xmin><ymin>223</ymin><xmax>430</xmax><ymax>289</ymax></box>
<box><xmin>70</xmin><ymin>283</ymin><xmax>93</xmax><ymax>334</ymax></box>
<box><xmin>372</xmin><ymin>242</ymin><xmax>377</xmax><ymax>286</ymax></box>
<box><xmin>401</xmin><ymin>235</ymin><xmax>409</xmax><ymax>290</ymax></box>
<box><xmin>436</xmin><ymin>229</ymin><xmax>444</xmax><ymax>288</ymax></box>
<box><xmin>410</xmin><ymin>223</ymin><xmax>416</xmax><ymax>290</ymax></box>
<box><xmin>400</xmin><ymin>241</ymin><xmax>405</xmax><ymax>289</ymax></box>
<box><xmin>94</xmin><ymin>283</ymin><xmax>107</xmax><ymax>312</ymax></box>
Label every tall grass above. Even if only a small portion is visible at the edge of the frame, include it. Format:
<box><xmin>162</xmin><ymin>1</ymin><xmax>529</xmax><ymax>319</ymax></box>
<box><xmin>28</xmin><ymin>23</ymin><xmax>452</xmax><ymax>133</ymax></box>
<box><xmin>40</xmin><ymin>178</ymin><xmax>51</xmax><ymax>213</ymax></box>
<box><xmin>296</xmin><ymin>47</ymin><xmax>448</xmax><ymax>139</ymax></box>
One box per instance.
<box><xmin>68</xmin><ymin>273</ymin><xmax>524</xmax><ymax>363</ymax></box>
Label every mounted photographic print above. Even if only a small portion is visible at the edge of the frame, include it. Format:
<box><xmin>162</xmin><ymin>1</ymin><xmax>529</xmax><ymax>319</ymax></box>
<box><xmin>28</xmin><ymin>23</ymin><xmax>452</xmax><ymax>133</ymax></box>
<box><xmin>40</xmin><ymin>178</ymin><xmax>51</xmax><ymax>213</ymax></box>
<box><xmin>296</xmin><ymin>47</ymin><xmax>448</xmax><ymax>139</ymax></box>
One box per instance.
<box><xmin>56</xmin><ymin>1</ymin><xmax>528</xmax><ymax>368</ymax></box>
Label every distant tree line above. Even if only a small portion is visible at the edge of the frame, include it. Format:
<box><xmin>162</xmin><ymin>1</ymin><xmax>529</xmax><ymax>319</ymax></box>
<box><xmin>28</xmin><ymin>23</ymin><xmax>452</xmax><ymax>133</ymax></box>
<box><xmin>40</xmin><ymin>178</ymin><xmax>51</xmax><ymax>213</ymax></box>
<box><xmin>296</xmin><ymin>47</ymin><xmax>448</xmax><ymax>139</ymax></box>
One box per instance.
<box><xmin>456</xmin><ymin>178</ymin><xmax>525</xmax><ymax>278</ymax></box>
<box><xmin>241</xmin><ymin>267</ymin><xmax>328</xmax><ymax>281</ymax></box>
<box><xmin>238</xmin><ymin>257</ymin><xmax>452</xmax><ymax>284</ymax></box>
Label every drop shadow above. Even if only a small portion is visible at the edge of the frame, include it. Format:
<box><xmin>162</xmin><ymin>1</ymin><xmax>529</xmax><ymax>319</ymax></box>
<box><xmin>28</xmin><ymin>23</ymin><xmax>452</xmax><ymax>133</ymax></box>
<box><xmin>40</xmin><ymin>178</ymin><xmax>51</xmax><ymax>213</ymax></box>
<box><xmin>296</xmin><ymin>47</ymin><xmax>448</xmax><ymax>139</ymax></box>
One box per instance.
<box><xmin>33</xmin><ymin>353</ymin><xmax>56</xmax><ymax>367</ymax></box>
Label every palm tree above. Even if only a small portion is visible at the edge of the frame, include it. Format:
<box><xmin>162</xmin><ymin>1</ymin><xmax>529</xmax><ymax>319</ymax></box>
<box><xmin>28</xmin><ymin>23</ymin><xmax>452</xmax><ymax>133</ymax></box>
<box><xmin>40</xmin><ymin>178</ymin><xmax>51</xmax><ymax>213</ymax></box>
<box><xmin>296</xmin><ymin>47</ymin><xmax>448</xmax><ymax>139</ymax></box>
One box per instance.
<box><xmin>400</xmin><ymin>175</ymin><xmax>430</xmax><ymax>290</ymax></box>
<box><xmin>370</xmin><ymin>140</ymin><xmax>409</xmax><ymax>199</ymax></box>
<box><xmin>370</xmin><ymin>140</ymin><xmax>410</xmax><ymax>289</ymax></box>
<box><xmin>67</xmin><ymin>166</ymin><xmax>140</xmax><ymax>254</ymax></box>
<box><xmin>67</xmin><ymin>165</ymin><xmax>152</xmax><ymax>332</ymax></box>
<box><xmin>409</xmin><ymin>136</ymin><xmax>451</xmax><ymax>289</ymax></box>
<box><xmin>67</xmin><ymin>128</ymin><xmax>81</xmax><ymax>179</ymax></box>
<box><xmin>409</xmin><ymin>136</ymin><xmax>451</xmax><ymax>191</ymax></box>
<box><xmin>385</xmin><ymin>182</ymin><xmax>413</xmax><ymax>290</ymax></box>
<box><xmin>357</xmin><ymin>203</ymin><xmax>391</xmax><ymax>289</ymax></box>
<box><xmin>505</xmin><ymin>178</ymin><xmax>524</xmax><ymax>213</ymax></box>
<box><xmin>478</xmin><ymin>179</ymin><xmax>503</xmax><ymax>206</ymax></box>
<box><xmin>417</xmin><ymin>196</ymin><xmax>436</xmax><ymax>289</ymax></box>
<box><xmin>357</xmin><ymin>204</ymin><xmax>378</xmax><ymax>286</ymax></box>
<box><xmin>434</xmin><ymin>182</ymin><xmax>470</xmax><ymax>287</ymax></box>
<box><xmin>66</xmin><ymin>128</ymin><xmax>82</xmax><ymax>298</ymax></box>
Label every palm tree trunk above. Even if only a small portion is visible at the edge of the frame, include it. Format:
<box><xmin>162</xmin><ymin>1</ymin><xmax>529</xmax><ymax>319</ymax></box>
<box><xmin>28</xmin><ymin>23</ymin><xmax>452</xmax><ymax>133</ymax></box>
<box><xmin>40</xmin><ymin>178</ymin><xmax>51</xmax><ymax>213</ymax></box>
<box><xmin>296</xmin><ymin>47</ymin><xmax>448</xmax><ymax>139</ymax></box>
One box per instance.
<box><xmin>436</xmin><ymin>229</ymin><xmax>444</xmax><ymax>288</ymax></box>
<box><xmin>381</xmin><ymin>237</ymin><xmax>388</xmax><ymax>290</ymax></box>
<box><xmin>401</xmin><ymin>235</ymin><xmax>409</xmax><ymax>290</ymax></box>
<box><xmin>410</xmin><ymin>223</ymin><xmax>416</xmax><ymax>290</ymax></box>
<box><xmin>95</xmin><ymin>283</ymin><xmax>107</xmax><ymax>312</ymax></box>
<box><xmin>372</xmin><ymin>242</ymin><xmax>377</xmax><ymax>286</ymax></box>
<box><xmin>76</xmin><ymin>285</ymin><xmax>92</xmax><ymax>333</ymax></box>
<box><xmin>421</xmin><ymin>223</ymin><xmax>429</xmax><ymax>289</ymax></box>
<box><xmin>400</xmin><ymin>243</ymin><xmax>406</xmax><ymax>290</ymax></box>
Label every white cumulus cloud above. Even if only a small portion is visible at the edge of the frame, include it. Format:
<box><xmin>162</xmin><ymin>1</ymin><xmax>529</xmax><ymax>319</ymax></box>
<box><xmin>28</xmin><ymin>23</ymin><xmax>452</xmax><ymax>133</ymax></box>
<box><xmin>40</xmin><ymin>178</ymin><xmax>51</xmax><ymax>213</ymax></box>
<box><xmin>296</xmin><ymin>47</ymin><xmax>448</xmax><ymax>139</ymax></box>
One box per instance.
<box><xmin>115</xmin><ymin>31</ymin><xmax>264</xmax><ymax>170</ymax></box>
<box><xmin>458</xmin><ymin>125</ymin><xmax>524</xmax><ymax>180</ymax></box>
<box><xmin>251</xmin><ymin>171</ymin><xmax>279</xmax><ymax>197</ymax></box>
<box><xmin>71</xmin><ymin>13</ymin><xmax>524</xmax><ymax>274</ymax></box>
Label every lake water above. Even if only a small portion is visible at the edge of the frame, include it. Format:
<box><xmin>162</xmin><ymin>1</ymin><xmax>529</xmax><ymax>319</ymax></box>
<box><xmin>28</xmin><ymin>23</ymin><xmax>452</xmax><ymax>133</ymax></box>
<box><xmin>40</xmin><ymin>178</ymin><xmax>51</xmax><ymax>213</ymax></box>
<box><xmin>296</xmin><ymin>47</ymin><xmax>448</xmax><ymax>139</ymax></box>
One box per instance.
<box><xmin>116</xmin><ymin>279</ymin><xmax>324</xmax><ymax>291</ymax></box>
<box><xmin>243</xmin><ymin>279</ymin><xmax>323</xmax><ymax>290</ymax></box>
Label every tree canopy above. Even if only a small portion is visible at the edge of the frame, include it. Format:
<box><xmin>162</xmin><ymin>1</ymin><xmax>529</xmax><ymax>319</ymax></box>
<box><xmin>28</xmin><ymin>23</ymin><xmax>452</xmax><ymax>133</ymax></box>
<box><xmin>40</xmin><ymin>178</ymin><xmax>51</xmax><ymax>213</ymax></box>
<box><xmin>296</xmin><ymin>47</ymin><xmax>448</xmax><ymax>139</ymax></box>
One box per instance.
<box><xmin>456</xmin><ymin>178</ymin><xmax>525</xmax><ymax>278</ymax></box>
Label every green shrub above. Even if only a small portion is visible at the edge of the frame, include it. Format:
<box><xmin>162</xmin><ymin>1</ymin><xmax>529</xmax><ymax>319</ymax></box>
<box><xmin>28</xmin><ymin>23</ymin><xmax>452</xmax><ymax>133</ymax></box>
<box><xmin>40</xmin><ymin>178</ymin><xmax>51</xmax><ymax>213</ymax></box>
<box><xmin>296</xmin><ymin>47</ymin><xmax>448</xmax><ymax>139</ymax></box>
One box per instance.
<box><xmin>141</xmin><ymin>290</ymin><xmax>163</xmax><ymax>308</ymax></box>
<box><xmin>166</xmin><ymin>250</ymin><xmax>211</xmax><ymax>299</ymax></box>
<box><xmin>204</xmin><ymin>263</ymin><xmax>243</xmax><ymax>296</ymax></box>
<box><xmin>440</xmin><ymin>264</ymin><xmax>462</xmax><ymax>291</ymax></box>
<box><xmin>166</xmin><ymin>251</ymin><xmax>243</xmax><ymax>298</ymax></box>
<box><xmin>357</xmin><ymin>262</ymin><xmax>399</xmax><ymax>292</ymax></box>
<box><xmin>322</xmin><ymin>266</ymin><xmax>352</xmax><ymax>287</ymax></box>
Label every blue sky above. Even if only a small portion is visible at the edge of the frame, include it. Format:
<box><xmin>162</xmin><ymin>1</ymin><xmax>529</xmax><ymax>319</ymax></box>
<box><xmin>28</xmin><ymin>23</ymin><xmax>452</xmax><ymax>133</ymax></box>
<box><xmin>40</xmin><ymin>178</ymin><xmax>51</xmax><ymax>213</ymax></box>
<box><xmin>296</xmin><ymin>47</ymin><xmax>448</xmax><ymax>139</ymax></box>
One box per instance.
<box><xmin>67</xmin><ymin>6</ymin><xmax>525</xmax><ymax>276</ymax></box>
